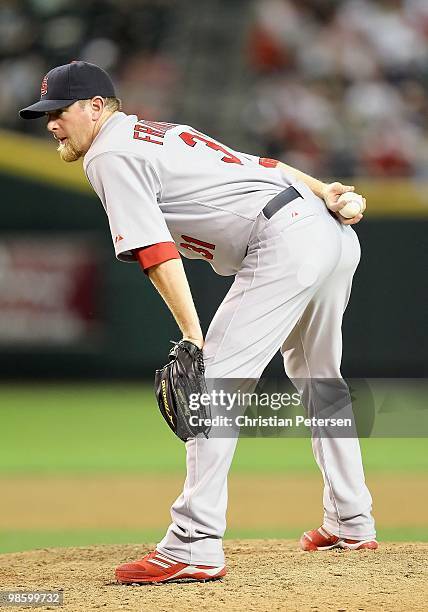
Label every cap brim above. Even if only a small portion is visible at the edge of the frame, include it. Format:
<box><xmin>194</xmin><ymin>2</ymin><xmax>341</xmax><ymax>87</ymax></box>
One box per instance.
<box><xmin>19</xmin><ymin>99</ymin><xmax>77</xmax><ymax>119</ymax></box>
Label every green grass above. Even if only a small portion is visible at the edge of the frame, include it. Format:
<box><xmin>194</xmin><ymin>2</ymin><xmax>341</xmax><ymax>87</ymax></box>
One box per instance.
<box><xmin>0</xmin><ymin>383</ymin><xmax>427</xmax><ymax>474</ymax></box>
<box><xmin>1</xmin><ymin>527</ymin><xmax>426</xmax><ymax>555</ymax></box>
<box><xmin>0</xmin><ymin>384</ymin><xmax>426</xmax><ymax>553</ymax></box>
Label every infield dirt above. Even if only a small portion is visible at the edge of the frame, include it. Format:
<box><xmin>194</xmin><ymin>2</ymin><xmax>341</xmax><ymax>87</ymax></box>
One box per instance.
<box><xmin>1</xmin><ymin>473</ymin><xmax>426</xmax><ymax>530</ymax></box>
<box><xmin>1</xmin><ymin>474</ymin><xmax>427</xmax><ymax>610</ymax></box>
<box><xmin>1</xmin><ymin>540</ymin><xmax>427</xmax><ymax>611</ymax></box>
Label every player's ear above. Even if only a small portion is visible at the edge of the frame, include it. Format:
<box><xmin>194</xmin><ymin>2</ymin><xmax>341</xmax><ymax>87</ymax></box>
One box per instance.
<box><xmin>89</xmin><ymin>96</ymin><xmax>105</xmax><ymax>120</ymax></box>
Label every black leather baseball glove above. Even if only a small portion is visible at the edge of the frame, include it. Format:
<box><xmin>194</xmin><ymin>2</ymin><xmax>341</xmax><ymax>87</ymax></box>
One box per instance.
<box><xmin>154</xmin><ymin>340</ymin><xmax>212</xmax><ymax>442</ymax></box>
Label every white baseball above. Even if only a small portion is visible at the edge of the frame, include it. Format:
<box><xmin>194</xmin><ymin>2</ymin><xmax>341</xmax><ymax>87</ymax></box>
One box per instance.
<box><xmin>337</xmin><ymin>192</ymin><xmax>365</xmax><ymax>218</ymax></box>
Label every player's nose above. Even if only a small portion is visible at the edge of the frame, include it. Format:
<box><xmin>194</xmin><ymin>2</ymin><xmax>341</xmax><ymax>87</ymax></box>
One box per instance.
<box><xmin>46</xmin><ymin>115</ymin><xmax>58</xmax><ymax>133</ymax></box>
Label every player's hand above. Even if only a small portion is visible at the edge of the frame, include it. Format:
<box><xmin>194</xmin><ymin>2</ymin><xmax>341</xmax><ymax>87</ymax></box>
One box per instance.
<box><xmin>155</xmin><ymin>339</ymin><xmax>211</xmax><ymax>442</ymax></box>
<box><xmin>336</xmin><ymin>211</ymin><xmax>364</xmax><ymax>225</ymax></box>
<box><xmin>322</xmin><ymin>182</ymin><xmax>365</xmax><ymax>225</ymax></box>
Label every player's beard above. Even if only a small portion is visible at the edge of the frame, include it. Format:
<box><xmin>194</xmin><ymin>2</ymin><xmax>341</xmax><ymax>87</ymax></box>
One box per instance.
<box><xmin>57</xmin><ymin>138</ymin><xmax>83</xmax><ymax>163</ymax></box>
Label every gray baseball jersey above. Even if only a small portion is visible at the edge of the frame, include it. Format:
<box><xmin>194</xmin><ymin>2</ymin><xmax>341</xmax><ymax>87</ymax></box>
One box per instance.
<box><xmin>84</xmin><ymin>112</ymin><xmax>294</xmax><ymax>275</ymax></box>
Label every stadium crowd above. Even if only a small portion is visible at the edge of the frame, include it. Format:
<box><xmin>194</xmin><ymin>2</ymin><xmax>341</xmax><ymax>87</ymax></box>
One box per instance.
<box><xmin>245</xmin><ymin>0</ymin><xmax>428</xmax><ymax>177</ymax></box>
<box><xmin>1</xmin><ymin>0</ymin><xmax>427</xmax><ymax>178</ymax></box>
<box><xmin>0</xmin><ymin>0</ymin><xmax>178</xmax><ymax>136</ymax></box>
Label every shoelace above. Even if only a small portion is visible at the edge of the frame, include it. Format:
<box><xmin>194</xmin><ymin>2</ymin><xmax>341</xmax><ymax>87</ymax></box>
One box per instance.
<box><xmin>196</xmin><ymin>351</ymin><xmax>205</xmax><ymax>373</ymax></box>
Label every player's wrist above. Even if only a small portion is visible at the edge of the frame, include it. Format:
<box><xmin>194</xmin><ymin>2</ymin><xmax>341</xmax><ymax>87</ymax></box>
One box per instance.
<box><xmin>320</xmin><ymin>182</ymin><xmax>331</xmax><ymax>203</ymax></box>
<box><xmin>182</xmin><ymin>335</ymin><xmax>204</xmax><ymax>349</ymax></box>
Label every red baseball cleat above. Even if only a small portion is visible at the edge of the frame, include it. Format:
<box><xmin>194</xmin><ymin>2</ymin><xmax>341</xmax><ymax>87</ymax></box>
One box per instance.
<box><xmin>115</xmin><ymin>550</ymin><xmax>227</xmax><ymax>584</ymax></box>
<box><xmin>300</xmin><ymin>526</ymin><xmax>378</xmax><ymax>551</ymax></box>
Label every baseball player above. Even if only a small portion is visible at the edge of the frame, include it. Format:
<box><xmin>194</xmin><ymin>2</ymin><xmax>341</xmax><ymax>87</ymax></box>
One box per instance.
<box><xmin>20</xmin><ymin>62</ymin><xmax>377</xmax><ymax>584</ymax></box>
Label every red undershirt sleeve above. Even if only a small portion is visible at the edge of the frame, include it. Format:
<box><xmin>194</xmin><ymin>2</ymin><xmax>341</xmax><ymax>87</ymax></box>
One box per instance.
<box><xmin>133</xmin><ymin>242</ymin><xmax>181</xmax><ymax>274</ymax></box>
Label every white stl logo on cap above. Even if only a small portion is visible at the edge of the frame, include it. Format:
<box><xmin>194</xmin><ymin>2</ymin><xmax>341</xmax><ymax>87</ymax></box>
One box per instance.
<box><xmin>40</xmin><ymin>75</ymin><xmax>48</xmax><ymax>96</ymax></box>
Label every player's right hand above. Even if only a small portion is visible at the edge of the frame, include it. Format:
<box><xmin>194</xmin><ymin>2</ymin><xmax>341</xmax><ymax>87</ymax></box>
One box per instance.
<box><xmin>322</xmin><ymin>181</ymin><xmax>355</xmax><ymax>212</ymax></box>
<box><xmin>337</xmin><ymin>211</ymin><xmax>364</xmax><ymax>225</ymax></box>
<box><xmin>322</xmin><ymin>182</ymin><xmax>365</xmax><ymax>225</ymax></box>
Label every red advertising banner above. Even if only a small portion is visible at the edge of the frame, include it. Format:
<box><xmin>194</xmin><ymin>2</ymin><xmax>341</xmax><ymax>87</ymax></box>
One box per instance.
<box><xmin>0</xmin><ymin>236</ymin><xmax>101</xmax><ymax>347</ymax></box>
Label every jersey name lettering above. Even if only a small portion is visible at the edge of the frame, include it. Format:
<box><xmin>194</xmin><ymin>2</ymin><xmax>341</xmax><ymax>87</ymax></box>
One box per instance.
<box><xmin>133</xmin><ymin>121</ymin><xmax>177</xmax><ymax>145</ymax></box>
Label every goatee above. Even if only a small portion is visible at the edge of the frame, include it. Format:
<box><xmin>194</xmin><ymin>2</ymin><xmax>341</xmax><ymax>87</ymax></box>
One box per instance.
<box><xmin>57</xmin><ymin>141</ymin><xmax>82</xmax><ymax>162</ymax></box>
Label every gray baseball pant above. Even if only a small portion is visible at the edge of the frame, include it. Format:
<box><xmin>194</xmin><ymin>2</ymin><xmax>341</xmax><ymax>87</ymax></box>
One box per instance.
<box><xmin>157</xmin><ymin>181</ymin><xmax>376</xmax><ymax>565</ymax></box>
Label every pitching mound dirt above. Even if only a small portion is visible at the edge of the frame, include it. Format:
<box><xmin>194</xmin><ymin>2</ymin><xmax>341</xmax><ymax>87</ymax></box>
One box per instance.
<box><xmin>1</xmin><ymin>540</ymin><xmax>427</xmax><ymax>611</ymax></box>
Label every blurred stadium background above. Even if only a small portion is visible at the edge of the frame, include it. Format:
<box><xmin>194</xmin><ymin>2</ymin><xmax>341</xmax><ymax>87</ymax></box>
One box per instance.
<box><xmin>0</xmin><ymin>0</ymin><xmax>427</xmax><ymax>554</ymax></box>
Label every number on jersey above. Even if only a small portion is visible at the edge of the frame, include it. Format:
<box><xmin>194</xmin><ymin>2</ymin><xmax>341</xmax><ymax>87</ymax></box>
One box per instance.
<box><xmin>180</xmin><ymin>235</ymin><xmax>215</xmax><ymax>260</ymax></box>
<box><xmin>179</xmin><ymin>130</ymin><xmax>243</xmax><ymax>165</ymax></box>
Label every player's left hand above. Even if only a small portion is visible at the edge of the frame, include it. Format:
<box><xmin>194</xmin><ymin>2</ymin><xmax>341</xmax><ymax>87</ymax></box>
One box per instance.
<box><xmin>154</xmin><ymin>339</ymin><xmax>211</xmax><ymax>442</ymax></box>
<box><xmin>322</xmin><ymin>182</ymin><xmax>365</xmax><ymax>225</ymax></box>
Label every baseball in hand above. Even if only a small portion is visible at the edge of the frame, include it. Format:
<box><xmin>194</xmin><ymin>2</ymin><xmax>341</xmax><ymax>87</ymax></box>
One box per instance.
<box><xmin>337</xmin><ymin>192</ymin><xmax>365</xmax><ymax>218</ymax></box>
